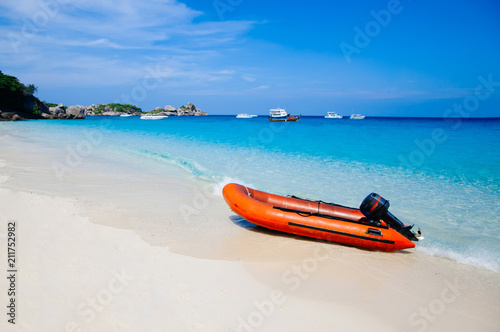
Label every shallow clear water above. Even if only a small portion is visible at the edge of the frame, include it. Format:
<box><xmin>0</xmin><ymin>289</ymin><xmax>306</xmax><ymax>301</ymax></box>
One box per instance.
<box><xmin>1</xmin><ymin>116</ymin><xmax>499</xmax><ymax>272</ymax></box>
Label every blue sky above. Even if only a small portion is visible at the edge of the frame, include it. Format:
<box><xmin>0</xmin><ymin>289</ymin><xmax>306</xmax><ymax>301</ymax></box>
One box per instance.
<box><xmin>1</xmin><ymin>0</ymin><xmax>499</xmax><ymax>116</ymax></box>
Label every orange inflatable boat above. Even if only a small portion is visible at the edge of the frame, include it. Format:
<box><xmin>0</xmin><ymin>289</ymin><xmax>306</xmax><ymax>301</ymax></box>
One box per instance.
<box><xmin>222</xmin><ymin>183</ymin><xmax>421</xmax><ymax>252</ymax></box>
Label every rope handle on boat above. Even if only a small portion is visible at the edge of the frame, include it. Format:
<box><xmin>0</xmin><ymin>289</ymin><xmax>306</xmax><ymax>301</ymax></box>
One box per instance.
<box><xmin>274</xmin><ymin>206</ymin><xmax>313</xmax><ymax>217</ymax></box>
<box><xmin>272</xmin><ymin>206</ymin><xmax>387</xmax><ymax>228</ymax></box>
<box><xmin>273</xmin><ymin>206</ymin><xmax>355</xmax><ymax>223</ymax></box>
<box><xmin>297</xmin><ymin>211</ymin><xmax>314</xmax><ymax>217</ymax></box>
<box><xmin>288</xmin><ymin>195</ymin><xmax>353</xmax><ymax>210</ymax></box>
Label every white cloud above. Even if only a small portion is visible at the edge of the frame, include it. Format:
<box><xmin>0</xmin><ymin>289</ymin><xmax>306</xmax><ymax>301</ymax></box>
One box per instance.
<box><xmin>6</xmin><ymin>1</ymin><xmax>254</xmax><ymax>49</ymax></box>
<box><xmin>0</xmin><ymin>0</ymin><xmax>255</xmax><ymax>49</ymax></box>
<box><xmin>0</xmin><ymin>0</ymin><xmax>257</xmax><ymax>89</ymax></box>
<box><xmin>242</xmin><ymin>75</ymin><xmax>256</xmax><ymax>82</ymax></box>
<box><xmin>74</xmin><ymin>38</ymin><xmax>130</xmax><ymax>49</ymax></box>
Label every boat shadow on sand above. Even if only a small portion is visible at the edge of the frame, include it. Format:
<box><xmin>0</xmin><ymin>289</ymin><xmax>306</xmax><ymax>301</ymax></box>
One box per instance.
<box><xmin>230</xmin><ymin>215</ymin><xmax>313</xmax><ymax>241</ymax></box>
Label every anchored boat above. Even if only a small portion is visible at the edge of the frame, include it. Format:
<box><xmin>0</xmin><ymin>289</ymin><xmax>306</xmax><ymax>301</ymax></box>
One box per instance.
<box><xmin>268</xmin><ymin>107</ymin><xmax>300</xmax><ymax>122</ymax></box>
<box><xmin>350</xmin><ymin>114</ymin><xmax>365</xmax><ymax>120</ymax></box>
<box><xmin>236</xmin><ymin>113</ymin><xmax>258</xmax><ymax>118</ymax></box>
<box><xmin>325</xmin><ymin>112</ymin><xmax>343</xmax><ymax>119</ymax></box>
<box><xmin>222</xmin><ymin>183</ymin><xmax>421</xmax><ymax>251</ymax></box>
<box><xmin>140</xmin><ymin>115</ymin><xmax>168</xmax><ymax>120</ymax></box>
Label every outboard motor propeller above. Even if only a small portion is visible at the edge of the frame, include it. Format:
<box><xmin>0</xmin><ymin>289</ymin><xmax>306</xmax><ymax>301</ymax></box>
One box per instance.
<box><xmin>360</xmin><ymin>193</ymin><xmax>420</xmax><ymax>241</ymax></box>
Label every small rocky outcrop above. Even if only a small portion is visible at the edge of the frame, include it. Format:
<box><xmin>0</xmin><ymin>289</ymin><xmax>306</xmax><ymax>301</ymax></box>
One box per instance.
<box><xmin>0</xmin><ymin>112</ymin><xmax>24</xmax><ymax>121</ymax></box>
<box><xmin>0</xmin><ymin>70</ymin><xmax>50</xmax><ymax>120</ymax></box>
<box><xmin>161</xmin><ymin>102</ymin><xmax>208</xmax><ymax>116</ymax></box>
<box><xmin>44</xmin><ymin>103</ymin><xmax>85</xmax><ymax>119</ymax></box>
<box><xmin>66</xmin><ymin>105</ymin><xmax>86</xmax><ymax>119</ymax></box>
<box><xmin>49</xmin><ymin>103</ymin><xmax>65</xmax><ymax>115</ymax></box>
<box><xmin>0</xmin><ymin>96</ymin><xmax>50</xmax><ymax>121</ymax></box>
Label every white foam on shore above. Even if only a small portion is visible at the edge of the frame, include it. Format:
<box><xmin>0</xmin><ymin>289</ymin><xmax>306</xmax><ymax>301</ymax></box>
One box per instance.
<box><xmin>418</xmin><ymin>244</ymin><xmax>500</xmax><ymax>273</ymax></box>
<box><xmin>212</xmin><ymin>176</ymin><xmax>255</xmax><ymax>197</ymax></box>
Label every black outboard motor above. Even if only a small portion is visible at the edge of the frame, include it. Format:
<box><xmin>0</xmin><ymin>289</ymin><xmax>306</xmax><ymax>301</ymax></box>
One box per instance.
<box><xmin>360</xmin><ymin>193</ymin><xmax>420</xmax><ymax>241</ymax></box>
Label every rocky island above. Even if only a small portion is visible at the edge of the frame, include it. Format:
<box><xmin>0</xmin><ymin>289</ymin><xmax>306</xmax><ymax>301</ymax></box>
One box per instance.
<box><xmin>147</xmin><ymin>103</ymin><xmax>208</xmax><ymax>117</ymax></box>
<box><xmin>0</xmin><ymin>71</ymin><xmax>208</xmax><ymax>121</ymax></box>
<box><xmin>84</xmin><ymin>102</ymin><xmax>208</xmax><ymax>117</ymax></box>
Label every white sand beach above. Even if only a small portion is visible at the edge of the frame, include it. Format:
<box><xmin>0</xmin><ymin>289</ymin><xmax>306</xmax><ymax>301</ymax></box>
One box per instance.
<box><xmin>1</xmin><ymin>131</ymin><xmax>499</xmax><ymax>332</ymax></box>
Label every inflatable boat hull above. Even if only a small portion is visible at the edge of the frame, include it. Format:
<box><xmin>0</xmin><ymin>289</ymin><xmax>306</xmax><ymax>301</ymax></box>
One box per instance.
<box><xmin>222</xmin><ymin>183</ymin><xmax>415</xmax><ymax>252</ymax></box>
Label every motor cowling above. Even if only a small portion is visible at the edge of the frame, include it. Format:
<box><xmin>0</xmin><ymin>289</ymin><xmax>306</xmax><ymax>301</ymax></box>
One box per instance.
<box><xmin>360</xmin><ymin>193</ymin><xmax>419</xmax><ymax>241</ymax></box>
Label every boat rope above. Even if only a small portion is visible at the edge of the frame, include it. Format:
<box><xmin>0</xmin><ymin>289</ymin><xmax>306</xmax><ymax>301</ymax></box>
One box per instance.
<box><xmin>244</xmin><ymin>186</ymin><xmax>251</xmax><ymax>197</ymax></box>
<box><xmin>272</xmin><ymin>206</ymin><xmax>387</xmax><ymax>228</ymax></box>
<box><xmin>288</xmin><ymin>195</ymin><xmax>353</xmax><ymax>210</ymax></box>
<box><xmin>273</xmin><ymin>206</ymin><xmax>354</xmax><ymax>223</ymax></box>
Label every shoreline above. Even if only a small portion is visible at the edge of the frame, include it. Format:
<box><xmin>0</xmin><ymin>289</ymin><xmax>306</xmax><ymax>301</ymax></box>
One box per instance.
<box><xmin>0</xmin><ymin>126</ymin><xmax>499</xmax><ymax>331</ymax></box>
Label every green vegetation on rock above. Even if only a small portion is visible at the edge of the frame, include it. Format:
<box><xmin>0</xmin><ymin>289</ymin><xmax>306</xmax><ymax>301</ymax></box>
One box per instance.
<box><xmin>0</xmin><ymin>71</ymin><xmax>51</xmax><ymax>120</ymax></box>
<box><xmin>0</xmin><ymin>71</ymin><xmax>36</xmax><ymax>112</ymax></box>
<box><xmin>92</xmin><ymin>103</ymin><xmax>142</xmax><ymax>114</ymax></box>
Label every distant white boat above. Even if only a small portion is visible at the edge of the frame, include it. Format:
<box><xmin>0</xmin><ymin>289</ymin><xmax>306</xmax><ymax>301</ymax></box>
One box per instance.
<box><xmin>268</xmin><ymin>107</ymin><xmax>300</xmax><ymax>122</ymax></box>
<box><xmin>350</xmin><ymin>114</ymin><xmax>365</xmax><ymax>120</ymax></box>
<box><xmin>120</xmin><ymin>114</ymin><xmax>133</xmax><ymax>117</ymax></box>
<box><xmin>140</xmin><ymin>115</ymin><xmax>168</xmax><ymax>120</ymax></box>
<box><xmin>325</xmin><ymin>112</ymin><xmax>343</xmax><ymax>119</ymax></box>
<box><xmin>236</xmin><ymin>113</ymin><xmax>258</xmax><ymax>118</ymax></box>
<box><xmin>269</xmin><ymin>107</ymin><xmax>288</xmax><ymax>119</ymax></box>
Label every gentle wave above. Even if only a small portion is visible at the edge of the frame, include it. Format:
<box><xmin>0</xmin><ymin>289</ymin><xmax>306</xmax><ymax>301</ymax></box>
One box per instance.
<box><xmin>131</xmin><ymin>148</ymin><xmax>255</xmax><ymax>197</ymax></box>
<box><xmin>418</xmin><ymin>243</ymin><xmax>500</xmax><ymax>273</ymax></box>
<box><xmin>133</xmin><ymin>148</ymin><xmax>225</xmax><ymax>182</ymax></box>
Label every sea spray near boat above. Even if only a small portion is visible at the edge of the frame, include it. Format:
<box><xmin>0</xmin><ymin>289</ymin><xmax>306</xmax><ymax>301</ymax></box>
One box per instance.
<box><xmin>223</xmin><ymin>183</ymin><xmax>421</xmax><ymax>251</ymax></box>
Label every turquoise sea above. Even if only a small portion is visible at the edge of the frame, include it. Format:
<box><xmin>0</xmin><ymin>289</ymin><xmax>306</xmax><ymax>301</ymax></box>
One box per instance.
<box><xmin>2</xmin><ymin>116</ymin><xmax>499</xmax><ymax>272</ymax></box>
